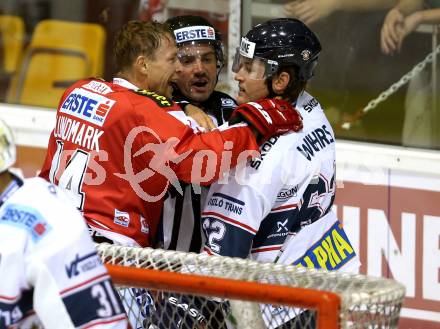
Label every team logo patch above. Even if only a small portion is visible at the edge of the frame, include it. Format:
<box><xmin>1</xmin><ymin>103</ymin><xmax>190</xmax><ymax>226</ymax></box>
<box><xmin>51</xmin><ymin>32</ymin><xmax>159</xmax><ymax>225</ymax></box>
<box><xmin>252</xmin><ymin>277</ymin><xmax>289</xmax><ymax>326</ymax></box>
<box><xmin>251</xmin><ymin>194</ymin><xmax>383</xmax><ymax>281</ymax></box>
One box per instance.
<box><xmin>65</xmin><ymin>252</ymin><xmax>101</xmax><ymax>278</ymax></box>
<box><xmin>60</xmin><ymin>88</ymin><xmax>115</xmax><ymax>127</ymax></box>
<box><xmin>239</xmin><ymin>37</ymin><xmax>256</xmax><ymax>58</ymax></box>
<box><xmin>140</xmin><ymin>215</ymin><xmax>149</xmax><ymax>234</ymax></box>
<box><xmin>174</xmin><ymin>25</ymin><xmax>216</xmax><ymax>43</ymax></box>
<box><xmin>277</xmin><ymin>187</ymin><xmax>298</xmax><ymax>201</ymax></box>
<box><xmin>301</xmin><ymin>49</ymin><xmax>311</xmax><ymax>61</ymax></box>
<box><xmin>0</xmin><ymin>204</ymin><xmax>52</xmax><ymax>242</ymax></box>
<box><xmin>293</xmin><ymin>221</ymin><xmax>355</xmax><ymax>270</ymax></box>
<box><xmin>221</xmin><ymin>98</ymin><xmax>235</xmax><ymax>108</ymax></box>
<box><xmin>114</xmin><ymin>209</ymin><xmax>130</xmax><ymax>227</ymax></box>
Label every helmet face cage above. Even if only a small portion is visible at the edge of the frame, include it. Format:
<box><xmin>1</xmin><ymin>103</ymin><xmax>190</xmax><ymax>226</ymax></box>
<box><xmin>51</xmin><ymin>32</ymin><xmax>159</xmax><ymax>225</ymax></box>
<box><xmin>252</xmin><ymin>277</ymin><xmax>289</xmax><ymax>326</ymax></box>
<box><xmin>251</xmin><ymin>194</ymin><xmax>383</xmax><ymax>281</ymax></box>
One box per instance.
<box><xmin>0</xmin><ymin>119</ymin><xmax>16</xmax><ymax>173</ymax></box>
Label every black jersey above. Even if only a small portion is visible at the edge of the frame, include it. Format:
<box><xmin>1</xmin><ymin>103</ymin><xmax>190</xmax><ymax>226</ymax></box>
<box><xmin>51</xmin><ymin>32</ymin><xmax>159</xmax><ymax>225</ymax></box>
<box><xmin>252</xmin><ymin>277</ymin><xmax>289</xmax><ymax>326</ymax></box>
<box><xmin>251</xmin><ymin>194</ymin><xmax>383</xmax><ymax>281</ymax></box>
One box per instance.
<box><xmin>157</xmin><ymin>90</ymin><xmax>236</xmax><ymax>252</ymax></box>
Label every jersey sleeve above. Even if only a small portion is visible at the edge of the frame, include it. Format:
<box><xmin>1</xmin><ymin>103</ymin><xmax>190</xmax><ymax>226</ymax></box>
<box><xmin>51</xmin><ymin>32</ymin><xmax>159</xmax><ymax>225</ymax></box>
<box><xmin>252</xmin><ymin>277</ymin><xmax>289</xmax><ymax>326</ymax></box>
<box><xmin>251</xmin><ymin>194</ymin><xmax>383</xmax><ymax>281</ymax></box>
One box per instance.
<box><xmin>135</xmin><ymin>104</ymin><xmax>260</xmax><ymax>187</ymax></box>
<box><xmin>23</xmin><ymin>182</ymin><xmax>129</xmax><ymax>328</ymax></box>
<box><xmin>200</xmin><ymin>135</ymin><xmax>307</xmax><ymax>261</ymax></box>
<box><xmin>201</xmin><ymin>180</ymin><xmax>269</xmax><ymax>258</ymax></box>
<box><xmin>173</xmin><ymin>124</ymin><xmax>259</xmax><ymax>185</ymax></box>
<box><xmin>200</xmin><ymin>149</ymin><xmax>292</xmax><ymax>258</ymax></box>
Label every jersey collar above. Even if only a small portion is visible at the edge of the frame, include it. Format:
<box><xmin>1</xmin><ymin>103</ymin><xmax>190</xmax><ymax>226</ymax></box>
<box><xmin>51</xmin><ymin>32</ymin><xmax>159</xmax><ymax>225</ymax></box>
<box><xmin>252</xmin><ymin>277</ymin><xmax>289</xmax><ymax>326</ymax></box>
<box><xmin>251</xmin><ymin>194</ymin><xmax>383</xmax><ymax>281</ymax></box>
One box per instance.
<box><xmin>112</xmin><ymin>78</ymin><xmax>140</xmax><ymax>90</ymax></box>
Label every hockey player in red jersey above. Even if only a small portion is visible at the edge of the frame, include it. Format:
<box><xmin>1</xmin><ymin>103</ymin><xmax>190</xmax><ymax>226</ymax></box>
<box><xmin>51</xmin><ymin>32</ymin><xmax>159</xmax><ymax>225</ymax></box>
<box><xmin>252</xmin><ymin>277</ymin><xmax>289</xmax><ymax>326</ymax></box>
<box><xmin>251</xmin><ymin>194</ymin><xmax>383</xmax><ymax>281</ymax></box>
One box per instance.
<box><xmin>39</xmin><ymin>20</ymin><xmax>303</xmax><ymax>248</ymax></box>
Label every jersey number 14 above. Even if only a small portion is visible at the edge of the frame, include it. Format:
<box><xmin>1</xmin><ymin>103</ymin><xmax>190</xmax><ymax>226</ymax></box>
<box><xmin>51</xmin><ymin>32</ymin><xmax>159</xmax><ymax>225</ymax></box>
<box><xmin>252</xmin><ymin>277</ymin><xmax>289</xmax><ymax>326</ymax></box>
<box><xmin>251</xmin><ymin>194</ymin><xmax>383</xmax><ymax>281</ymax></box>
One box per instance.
<box><xmin>49</xmin><ymin>141</ymin><xmax>89</xmax><ymax>210</ymax></box>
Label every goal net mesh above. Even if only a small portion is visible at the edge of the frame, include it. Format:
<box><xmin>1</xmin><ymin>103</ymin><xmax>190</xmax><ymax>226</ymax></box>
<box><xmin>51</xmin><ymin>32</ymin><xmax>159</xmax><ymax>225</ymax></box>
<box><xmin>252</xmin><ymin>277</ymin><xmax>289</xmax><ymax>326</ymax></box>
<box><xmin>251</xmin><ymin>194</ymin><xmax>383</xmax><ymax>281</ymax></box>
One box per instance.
<box><xmin>97</xmin><ymin>244</ymin><xmax>405</xmax><ymax>329</ymax></box>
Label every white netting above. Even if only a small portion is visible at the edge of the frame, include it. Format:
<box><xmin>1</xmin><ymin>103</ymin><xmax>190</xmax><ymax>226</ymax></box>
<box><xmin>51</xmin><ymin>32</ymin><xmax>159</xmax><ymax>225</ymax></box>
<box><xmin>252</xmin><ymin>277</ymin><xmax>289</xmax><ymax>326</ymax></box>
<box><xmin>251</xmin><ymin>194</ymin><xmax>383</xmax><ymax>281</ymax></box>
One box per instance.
<box><xmin>97</xmin><ymin>244</ymin><xmax>405</xmax><ymax>329</ymax></box>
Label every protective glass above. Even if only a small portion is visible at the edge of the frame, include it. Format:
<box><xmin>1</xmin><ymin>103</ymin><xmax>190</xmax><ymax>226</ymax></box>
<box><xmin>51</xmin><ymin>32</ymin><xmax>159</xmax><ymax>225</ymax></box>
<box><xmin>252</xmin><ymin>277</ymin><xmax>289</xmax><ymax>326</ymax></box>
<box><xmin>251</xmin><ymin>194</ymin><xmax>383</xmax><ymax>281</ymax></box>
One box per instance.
<box><xmin>231</xmin><ymin>48</ymin><xmax>279</xmax><ymax>80</ymax></box>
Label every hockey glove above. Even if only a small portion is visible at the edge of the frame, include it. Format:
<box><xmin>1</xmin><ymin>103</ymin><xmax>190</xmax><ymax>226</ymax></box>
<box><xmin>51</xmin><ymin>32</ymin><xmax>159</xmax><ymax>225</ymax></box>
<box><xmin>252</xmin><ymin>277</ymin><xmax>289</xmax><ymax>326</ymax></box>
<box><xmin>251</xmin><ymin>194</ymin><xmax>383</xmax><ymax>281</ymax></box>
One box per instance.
<box><xmin>229</xmin><ymin>98</ymin><xmax>303</xmax><ymax>143</ymax></box>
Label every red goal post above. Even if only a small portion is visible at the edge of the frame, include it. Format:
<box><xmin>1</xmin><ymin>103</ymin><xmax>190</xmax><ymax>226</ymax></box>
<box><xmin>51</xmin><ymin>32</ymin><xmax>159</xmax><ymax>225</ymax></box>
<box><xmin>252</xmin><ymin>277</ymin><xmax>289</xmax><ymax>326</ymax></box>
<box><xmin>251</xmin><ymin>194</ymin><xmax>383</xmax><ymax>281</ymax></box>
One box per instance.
<box><xmin>97</xmin><ymin>244</ymin><xmax>405</xmax><ymax>329</ymax></box>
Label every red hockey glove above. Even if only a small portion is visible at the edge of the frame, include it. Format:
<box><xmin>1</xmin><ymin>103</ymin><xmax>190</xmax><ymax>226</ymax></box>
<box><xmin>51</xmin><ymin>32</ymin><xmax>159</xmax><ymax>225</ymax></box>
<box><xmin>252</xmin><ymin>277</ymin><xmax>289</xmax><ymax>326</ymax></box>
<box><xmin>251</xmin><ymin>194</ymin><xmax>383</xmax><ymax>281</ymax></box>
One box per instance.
<box><xmin>230</xmin><ymin>98</ymin><xmax>303</xmax><ymax>143</ymax></box>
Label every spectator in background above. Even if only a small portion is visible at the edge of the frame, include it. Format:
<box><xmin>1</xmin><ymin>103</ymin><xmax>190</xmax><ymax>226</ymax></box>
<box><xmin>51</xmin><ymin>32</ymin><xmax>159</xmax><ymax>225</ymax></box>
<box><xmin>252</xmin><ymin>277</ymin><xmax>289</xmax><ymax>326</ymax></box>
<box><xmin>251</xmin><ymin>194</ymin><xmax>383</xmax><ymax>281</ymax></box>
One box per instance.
<box><xmin>284</xmin><ymin>0</ymin><xmax>396</xmax><ymax>25</ymax></box>
<box><xmin>284</xmin><ymin>0</ymin><xmax>435</xmax><ymax>148</ymax></box>
<box><xmin>381</xmin><ymin>0</ymin><xmax>440</xmax><ymax>148</ymax></box>
<box><xmin>138</xmin><ymin>0</ymin><xmax>168</xmax><ymax>22</ymax></box>
<box><xmin>381</xmin><ymin>0</ymin><xmax>440</xmax><ymax>55</ymax></box>
<box><xmin>0</xmin><ymin>118</ymin><xmax>129</xmax><ymax>329</ymax></box>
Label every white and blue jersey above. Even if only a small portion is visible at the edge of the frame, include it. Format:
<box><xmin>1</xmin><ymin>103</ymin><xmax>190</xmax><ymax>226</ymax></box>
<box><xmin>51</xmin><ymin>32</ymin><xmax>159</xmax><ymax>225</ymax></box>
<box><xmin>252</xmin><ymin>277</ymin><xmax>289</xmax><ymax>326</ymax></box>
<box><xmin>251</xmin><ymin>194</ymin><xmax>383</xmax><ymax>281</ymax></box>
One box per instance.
<box><xmin>0</xmin><ymin>176</ymin><xmax>128</xmax><ymax>329</ymax></box>
<box><xmin>201</xmin><ymin>91</ymin><xmax>360</xmax><ymax>327</ymax></box>
<box><xmin>202</xmin><ymin>90</ymin><xmax>360</xmax><ymax>268</ymax></box>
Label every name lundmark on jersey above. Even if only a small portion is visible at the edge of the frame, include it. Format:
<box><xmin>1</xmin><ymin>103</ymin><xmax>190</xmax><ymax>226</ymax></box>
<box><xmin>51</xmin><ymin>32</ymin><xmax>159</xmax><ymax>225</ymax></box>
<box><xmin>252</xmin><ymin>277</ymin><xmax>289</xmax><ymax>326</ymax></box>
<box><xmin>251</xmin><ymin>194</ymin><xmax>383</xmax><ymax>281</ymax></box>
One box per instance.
<box><xmin>54</xmin><ymin>116</ymin><xmax>103</xmax><ymax>152</ymax></box>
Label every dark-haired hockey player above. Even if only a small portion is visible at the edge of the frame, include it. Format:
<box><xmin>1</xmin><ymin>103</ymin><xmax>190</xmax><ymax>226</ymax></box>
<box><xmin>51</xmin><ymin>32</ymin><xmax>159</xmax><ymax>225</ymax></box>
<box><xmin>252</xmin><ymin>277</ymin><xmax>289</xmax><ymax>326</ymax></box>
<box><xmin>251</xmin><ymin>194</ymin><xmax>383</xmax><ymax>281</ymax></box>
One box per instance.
<box><xmin>202</xmin><ymin>18</ymin><xmax>361</xmax><ymax>328</ymax></box>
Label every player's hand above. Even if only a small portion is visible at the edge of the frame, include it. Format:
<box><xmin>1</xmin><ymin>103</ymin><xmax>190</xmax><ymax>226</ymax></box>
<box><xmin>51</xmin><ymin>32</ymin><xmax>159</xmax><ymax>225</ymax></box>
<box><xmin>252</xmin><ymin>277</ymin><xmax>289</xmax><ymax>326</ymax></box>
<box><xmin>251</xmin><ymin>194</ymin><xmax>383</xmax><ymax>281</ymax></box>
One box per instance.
<box><xmin>230</xmin><ymin>98</ymin><xmax>303</xmax><ymax>144</ymax></box>
<box><xmin>184</xmin><ymin>104</ymin><xmax>216</xmax><ymax>131</ymax></box>
<box><xmin>381</xmin><ymin>8</ymin><xmax>404</xmax><ymax>55</ymax></box>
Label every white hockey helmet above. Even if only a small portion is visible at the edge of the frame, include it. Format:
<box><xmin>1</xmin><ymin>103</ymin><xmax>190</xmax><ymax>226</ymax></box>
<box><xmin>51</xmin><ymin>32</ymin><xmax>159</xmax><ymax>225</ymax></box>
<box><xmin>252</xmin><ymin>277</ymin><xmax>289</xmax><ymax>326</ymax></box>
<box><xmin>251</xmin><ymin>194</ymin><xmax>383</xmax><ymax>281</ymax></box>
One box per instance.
<box><xmin>0</xmin><ymin>119</ymin><xmax>16</xmax><ymax>173</ymax></box>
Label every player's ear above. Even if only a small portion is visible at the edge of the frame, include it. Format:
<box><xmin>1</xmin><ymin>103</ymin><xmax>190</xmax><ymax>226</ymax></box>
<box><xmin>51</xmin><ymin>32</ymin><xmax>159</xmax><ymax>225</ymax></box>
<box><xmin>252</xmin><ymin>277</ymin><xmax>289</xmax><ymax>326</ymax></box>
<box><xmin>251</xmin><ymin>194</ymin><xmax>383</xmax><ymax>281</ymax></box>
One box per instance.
<box><xmin>135</xmin><ymin>55</ymin><xmax>149</xmax><ymax>74</ymax></box>
<box><xmin>272</xmin><ymin>71</ymin><xmax>290</xmax><ymax>94</ymax></box>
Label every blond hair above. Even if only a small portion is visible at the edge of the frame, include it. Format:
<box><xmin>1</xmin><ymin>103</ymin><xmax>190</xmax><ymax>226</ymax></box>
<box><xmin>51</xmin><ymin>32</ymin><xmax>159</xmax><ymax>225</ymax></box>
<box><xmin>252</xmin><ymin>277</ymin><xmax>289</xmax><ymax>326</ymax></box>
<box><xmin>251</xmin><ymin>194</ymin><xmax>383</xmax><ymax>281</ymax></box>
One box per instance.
<box><xmin>113</xmin><ymin>20</ymin><xmax>173</xmax><ymax>72</ymax></box>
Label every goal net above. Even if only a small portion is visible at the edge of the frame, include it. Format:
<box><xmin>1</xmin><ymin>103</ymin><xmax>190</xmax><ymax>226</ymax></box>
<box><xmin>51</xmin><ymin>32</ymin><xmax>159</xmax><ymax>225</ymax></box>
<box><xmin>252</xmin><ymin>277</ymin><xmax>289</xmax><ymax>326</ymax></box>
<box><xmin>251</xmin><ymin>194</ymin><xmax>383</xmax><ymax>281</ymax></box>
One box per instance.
<box><xmin>97</xmin><ymin>244</ymin><xmax>405</xmax><ymax>329</ymax></box>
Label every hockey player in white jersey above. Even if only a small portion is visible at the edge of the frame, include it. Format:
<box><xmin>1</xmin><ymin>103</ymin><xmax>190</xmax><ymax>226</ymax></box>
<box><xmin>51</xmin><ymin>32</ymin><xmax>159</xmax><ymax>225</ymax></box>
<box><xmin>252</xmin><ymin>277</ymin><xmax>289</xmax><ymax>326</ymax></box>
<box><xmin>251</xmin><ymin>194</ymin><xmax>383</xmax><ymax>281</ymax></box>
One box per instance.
<box><xmin>0</xmin><ymin>119</ymin><xmax>129</xmax><ymax>329</ymax></box>
<box><xmin>201</xmin><ymin>18</ymin><xmax>360</xmax><ymax>328</ymax></box>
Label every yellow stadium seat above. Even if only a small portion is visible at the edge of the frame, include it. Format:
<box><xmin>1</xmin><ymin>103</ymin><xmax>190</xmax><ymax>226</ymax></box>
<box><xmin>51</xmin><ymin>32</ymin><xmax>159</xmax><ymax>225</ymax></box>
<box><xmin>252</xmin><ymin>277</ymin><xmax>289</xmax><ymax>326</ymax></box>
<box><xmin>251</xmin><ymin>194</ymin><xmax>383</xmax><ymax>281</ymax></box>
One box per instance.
<box><xmin>0</xmin><ymin>15</ymin><xmax>25</xmax><ymax>74</ymax></box>
<box><xmin>7</xmin><ymin>19</ymin><xmax>105</xmax><ymax>108</ymax></box>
